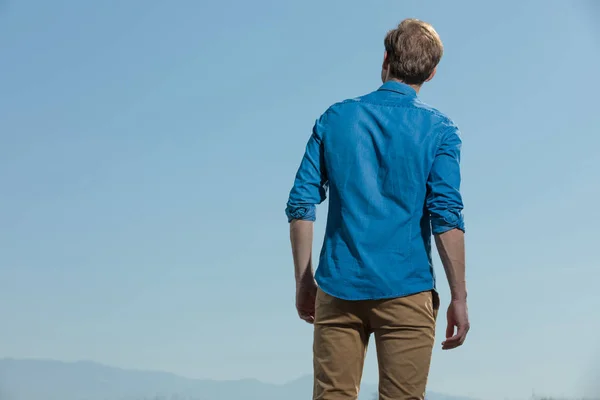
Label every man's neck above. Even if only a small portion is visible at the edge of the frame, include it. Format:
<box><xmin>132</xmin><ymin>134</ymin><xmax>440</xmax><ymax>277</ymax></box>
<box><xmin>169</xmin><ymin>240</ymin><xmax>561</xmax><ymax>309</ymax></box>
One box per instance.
<box><xmin>385</xmin><ymin>78</ymin><xmax>422</xmax><ymax>94</ymax></box>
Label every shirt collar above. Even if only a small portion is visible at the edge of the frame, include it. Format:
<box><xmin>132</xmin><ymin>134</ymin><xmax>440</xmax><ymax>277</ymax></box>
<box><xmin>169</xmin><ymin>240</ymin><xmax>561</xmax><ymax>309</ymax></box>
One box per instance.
<box><xmin>377</xmin><ymin>80</ymin><xmax>417</xmax><ymax>97</ymax></box>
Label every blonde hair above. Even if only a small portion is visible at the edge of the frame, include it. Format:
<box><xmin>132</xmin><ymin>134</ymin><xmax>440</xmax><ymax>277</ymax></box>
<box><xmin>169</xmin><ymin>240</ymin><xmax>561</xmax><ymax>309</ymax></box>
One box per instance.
<box><xmin>384</xmin><ymin>19</ymin><xmax>444</xmax><ymax>85</ymax></box>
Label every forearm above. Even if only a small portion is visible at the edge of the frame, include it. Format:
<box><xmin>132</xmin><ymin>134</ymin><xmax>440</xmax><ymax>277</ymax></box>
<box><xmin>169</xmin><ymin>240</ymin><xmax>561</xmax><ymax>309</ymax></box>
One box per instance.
<box><xmin>434</xmin><ymin>228</ymin><xmax>466</xmax><ymax>301</ymax></box>
<box><xmin>289</xmin><ymin>219</ymin><xmax>315</xmax><ymax>285</ymax></box>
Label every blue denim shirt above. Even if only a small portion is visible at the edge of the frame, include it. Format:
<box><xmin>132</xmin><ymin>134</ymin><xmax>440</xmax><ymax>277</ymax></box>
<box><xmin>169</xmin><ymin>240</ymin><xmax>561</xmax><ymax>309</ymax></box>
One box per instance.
<box><xmin>286</xmin><ymin>81</ymin><xmax>465</xmax><ymax>301</ymax></box>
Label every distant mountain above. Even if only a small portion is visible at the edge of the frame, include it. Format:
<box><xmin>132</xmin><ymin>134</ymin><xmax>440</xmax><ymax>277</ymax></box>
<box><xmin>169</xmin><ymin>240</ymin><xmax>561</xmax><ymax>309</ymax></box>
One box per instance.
<box><xmin>0</xmin><ymin>358</ymin><xmax>479</xmax><ymax>400</ymax></box>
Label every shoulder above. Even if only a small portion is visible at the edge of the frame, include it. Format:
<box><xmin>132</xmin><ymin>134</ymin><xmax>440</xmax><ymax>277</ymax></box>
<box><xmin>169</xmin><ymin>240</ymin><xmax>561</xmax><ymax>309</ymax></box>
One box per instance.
<box><xmin>408</xmin><ymin>99</ymin><xmax>463</xmax><ymax>151</ymax></box>
<box><xmin>312</xmin><ymin>98</ymin><xmax>361</xmax><ymax>133</ymax></box>
<box><xmin>412</xmin><ymin>98</ymin><xmax>462</xmax><ymax>141</ymax></box>
<box><xmin>412</xmin><ymin>98</ymin><xmax>457</xmax><ymax>129</ymax></box>
<box><xmin>324</xmin><ymin>97</ymin><xmax>362</xmax><ymax>116</ymax></box>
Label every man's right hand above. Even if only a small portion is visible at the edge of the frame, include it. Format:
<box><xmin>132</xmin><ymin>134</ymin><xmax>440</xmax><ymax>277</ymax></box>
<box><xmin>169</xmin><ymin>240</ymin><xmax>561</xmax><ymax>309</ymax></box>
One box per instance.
<box><xmin>442</xmin><ymin>299</ymin><xmax>470</xmax><ymax>350</ymax></box>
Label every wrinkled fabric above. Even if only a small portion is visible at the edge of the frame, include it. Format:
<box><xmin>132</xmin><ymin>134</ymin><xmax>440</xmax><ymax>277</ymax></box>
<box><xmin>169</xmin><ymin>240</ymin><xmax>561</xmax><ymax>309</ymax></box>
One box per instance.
<box><xmin>286</xmin><ymin>81</ymin><xmax>465</xmax><ymax>301</ymax></box>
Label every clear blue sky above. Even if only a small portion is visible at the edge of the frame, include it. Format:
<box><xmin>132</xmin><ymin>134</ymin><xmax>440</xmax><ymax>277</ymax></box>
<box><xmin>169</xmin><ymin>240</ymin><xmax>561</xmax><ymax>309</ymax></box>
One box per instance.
<box><xmin>0</xmin><ymin>1</ymin><xmax>598</xmax><ymax>399</ymax></box>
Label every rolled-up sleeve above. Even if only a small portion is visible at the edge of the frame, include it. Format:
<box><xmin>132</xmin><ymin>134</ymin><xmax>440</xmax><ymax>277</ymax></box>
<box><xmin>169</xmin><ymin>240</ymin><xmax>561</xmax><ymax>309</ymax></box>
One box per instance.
<box><xmin>426</xmin><ymin>126</ymin><xmax>465</xmax><ymax>234</ymax></box>
<box><xmin>285</xmin><ymin>115</ymin><xmax>328</xmax><ymax>223</ymax></box>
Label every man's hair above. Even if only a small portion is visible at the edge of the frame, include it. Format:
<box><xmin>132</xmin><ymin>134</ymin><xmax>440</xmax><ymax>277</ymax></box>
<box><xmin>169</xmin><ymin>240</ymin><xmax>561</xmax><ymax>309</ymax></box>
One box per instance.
<box><xmin>384</xmin><ymin>19</ymin><xmax>444</xmax><ymax>85</ymax></box>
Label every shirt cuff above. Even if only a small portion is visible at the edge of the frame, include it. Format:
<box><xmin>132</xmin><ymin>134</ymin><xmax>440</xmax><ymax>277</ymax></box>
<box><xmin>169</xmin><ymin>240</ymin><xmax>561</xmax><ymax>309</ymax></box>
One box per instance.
<box><xmin>285</xmin><ymin>204</ymin><xmax>316</xmax><ymax>223</ymax></box>
<box><xmin>431</xmin><ymin>211</ymin><xmax>465</xmax><ymax>234</ymax></box>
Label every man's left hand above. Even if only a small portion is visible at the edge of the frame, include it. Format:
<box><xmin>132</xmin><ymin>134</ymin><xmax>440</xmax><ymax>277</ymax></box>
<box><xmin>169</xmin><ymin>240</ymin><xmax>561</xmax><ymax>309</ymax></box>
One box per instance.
<box><xmin>296</xmin><ymin>278</ymin><xmax>318</xmax><ymax>324</ymax></box>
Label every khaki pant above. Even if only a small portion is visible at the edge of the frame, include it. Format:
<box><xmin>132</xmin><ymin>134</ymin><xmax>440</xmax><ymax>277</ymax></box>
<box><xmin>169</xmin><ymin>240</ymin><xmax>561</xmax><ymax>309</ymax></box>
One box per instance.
<box><xmin>313</xmin><ymin>288</ymin><xmax>439</xmax><ymax>400</ymax></box>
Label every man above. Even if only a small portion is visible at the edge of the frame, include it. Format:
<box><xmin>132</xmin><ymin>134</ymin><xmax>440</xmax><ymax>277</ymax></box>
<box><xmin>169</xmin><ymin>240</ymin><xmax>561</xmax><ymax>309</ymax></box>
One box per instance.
<box><xmin>285</xmin><ymin>19</ymin><xmax>469</xmax><ymax>400</ymax></box>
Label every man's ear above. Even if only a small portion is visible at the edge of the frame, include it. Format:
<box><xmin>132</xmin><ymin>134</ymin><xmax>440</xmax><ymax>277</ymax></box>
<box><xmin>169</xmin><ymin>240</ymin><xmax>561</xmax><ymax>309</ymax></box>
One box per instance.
<box><xmin>381</xmin><ymin>51</ymin><xmax>390</xmax><ymax>83</ymax></box>
<box><xmin>382</xmin><ymin>51</ymin><xmax>389</xmax><ymax>69</ymax></box>
<box><xmin>425</xmin><ymin>67</ymin><xmax>437</xmax><ymax>82</ymax></box>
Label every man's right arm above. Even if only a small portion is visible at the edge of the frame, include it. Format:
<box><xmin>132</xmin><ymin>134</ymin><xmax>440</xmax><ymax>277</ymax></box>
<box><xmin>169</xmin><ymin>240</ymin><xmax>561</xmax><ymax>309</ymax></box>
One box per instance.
<box><xmin>426</xmin><ymin>125</ymin><xmax>469</xmax><ymax>350</ymax></box>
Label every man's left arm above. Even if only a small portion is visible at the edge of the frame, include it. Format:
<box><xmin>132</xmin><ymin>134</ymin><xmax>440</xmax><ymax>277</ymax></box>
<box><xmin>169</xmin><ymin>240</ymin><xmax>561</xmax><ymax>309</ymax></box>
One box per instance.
<box><xmin>286</xmin><ymin>115</ymin><xmax>328</xmax><ymax>323</ymax></box>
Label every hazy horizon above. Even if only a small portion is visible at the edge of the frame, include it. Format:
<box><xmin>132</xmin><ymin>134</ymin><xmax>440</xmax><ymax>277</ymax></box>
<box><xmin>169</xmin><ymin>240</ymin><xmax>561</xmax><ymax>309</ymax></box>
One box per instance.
<box><xmin>0</xmin><ymin>359</ymin><xmax>491</xmax><ymax>400</ymax></box>
<box><xmin>0</xmin><ymin>357</ymin><xmax>592</xmax><ymax>400</ymax></box>
<box><xmin>1</xmin><ymin>1</ymin><xmax>599</xmax><ymax>400</ymax></box>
